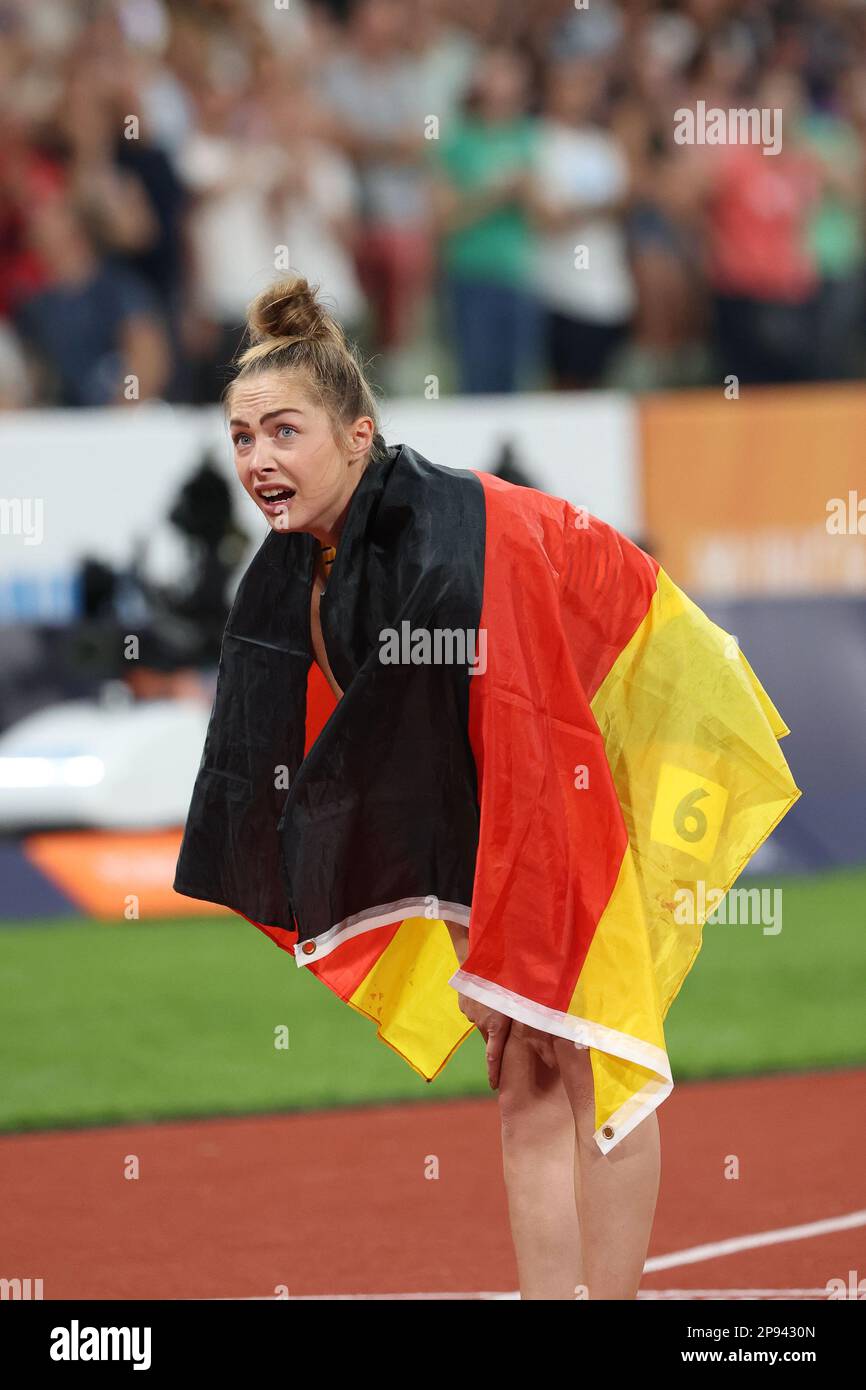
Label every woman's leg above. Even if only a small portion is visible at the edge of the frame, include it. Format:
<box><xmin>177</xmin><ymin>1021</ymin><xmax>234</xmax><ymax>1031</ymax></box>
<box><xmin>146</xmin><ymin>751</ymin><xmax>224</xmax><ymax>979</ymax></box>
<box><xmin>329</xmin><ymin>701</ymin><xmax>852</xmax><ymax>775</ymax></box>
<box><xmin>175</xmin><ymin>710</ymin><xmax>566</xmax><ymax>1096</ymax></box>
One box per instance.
<box><xmin>496</xmin><ymin>1027</ymin><xmax>584</xmax><ymax>1299</ymax></box>
<box><xmin>444</xmin><ymin>921</ymin><xmax>584</xmax><ymax>1299</ymax></box>
<box><xmin>553</xmin><ymin>1037</ymin><xmax>661</xmax><ymax>1299</ymax></box>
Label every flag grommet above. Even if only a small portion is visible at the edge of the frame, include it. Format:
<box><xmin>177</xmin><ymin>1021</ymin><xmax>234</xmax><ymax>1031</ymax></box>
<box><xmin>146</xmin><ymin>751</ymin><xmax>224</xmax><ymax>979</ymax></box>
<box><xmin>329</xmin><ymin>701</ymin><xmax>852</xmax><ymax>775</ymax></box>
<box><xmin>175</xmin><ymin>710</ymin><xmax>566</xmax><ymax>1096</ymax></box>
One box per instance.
<box><xmin>602</xmin><ymin>1126</ymin><xmax>614</xmax><ymax>1140</ymax></box>
<box><xmin>302</xmin><ymin>941</ymin><xmax>317</xmax><ymax>956</ymax></box>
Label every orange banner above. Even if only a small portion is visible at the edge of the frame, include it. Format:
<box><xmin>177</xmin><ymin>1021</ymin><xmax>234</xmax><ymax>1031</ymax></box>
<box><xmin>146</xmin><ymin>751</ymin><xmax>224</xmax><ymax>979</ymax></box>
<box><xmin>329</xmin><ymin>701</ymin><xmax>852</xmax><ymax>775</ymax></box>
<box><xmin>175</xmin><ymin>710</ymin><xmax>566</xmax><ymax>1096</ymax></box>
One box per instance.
<box><xmin>26</xmin><ymin>831</ymin><xmax>228</xmax><ymax>921</ymax></box>
<box><xmin>640</xmin><ymin>384</ymin><xmax>866</xmax><ymax>596</ymax></box>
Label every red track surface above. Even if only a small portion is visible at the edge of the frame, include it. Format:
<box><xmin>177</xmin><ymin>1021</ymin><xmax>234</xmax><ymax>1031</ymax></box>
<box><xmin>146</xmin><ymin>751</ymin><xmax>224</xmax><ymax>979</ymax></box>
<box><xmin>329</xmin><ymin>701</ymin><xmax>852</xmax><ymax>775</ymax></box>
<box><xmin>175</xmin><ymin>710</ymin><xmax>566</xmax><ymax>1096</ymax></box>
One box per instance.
<box><xmin>1</xmin><ymin>1069</ymin><xmax>864</xmax><ymax>1299</ymax></box>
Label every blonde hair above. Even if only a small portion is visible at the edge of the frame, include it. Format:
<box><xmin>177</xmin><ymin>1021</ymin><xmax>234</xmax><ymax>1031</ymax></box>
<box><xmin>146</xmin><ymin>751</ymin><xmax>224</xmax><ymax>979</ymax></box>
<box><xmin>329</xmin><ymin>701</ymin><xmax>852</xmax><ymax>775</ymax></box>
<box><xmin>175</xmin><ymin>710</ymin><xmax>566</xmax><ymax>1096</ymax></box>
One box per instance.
<box><xmin>228</xmin><ymin>276</ymin><xmax>383</xmax><ymax>452</ymax></box>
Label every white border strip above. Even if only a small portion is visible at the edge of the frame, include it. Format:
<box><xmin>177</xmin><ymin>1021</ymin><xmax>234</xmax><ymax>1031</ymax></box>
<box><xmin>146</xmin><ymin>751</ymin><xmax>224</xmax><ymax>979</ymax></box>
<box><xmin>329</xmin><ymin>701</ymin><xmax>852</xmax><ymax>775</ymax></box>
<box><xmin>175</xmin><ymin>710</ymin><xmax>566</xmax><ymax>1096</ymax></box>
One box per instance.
<box><xmin>451</xmin><ymin>968</ymin><xmax>673</xmax><ymax>1155</ymax></box>
<box><xmin>294</xmin><ymin>898</ymin><xmax>470</xmax><ymax>967</ymax></box>
<box><xmin>220</xmin><ymin>1287</ymin><xmax>844</xmax><ymax>1301</ymax></box>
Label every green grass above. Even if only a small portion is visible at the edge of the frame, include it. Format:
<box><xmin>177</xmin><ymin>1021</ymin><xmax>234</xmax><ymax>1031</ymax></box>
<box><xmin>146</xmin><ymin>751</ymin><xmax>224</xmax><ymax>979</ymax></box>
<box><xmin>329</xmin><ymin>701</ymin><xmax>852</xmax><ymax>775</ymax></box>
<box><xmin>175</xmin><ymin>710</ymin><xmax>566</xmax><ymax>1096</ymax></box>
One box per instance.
<box><xmin>1</xmin><ymin>868</ymin><xmax>864</xmax><ymax>1132</ymax></box>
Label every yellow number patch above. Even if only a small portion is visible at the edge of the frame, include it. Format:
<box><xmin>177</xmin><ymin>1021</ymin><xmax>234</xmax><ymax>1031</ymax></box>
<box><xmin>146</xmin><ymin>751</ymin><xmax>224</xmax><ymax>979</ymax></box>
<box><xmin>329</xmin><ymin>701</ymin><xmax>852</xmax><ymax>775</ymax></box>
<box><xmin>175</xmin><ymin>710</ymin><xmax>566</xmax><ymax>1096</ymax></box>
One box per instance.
<box><xmin>650</xmin><ymin>762</ymin><xmax>729</xmax><ymax>863</ymax></box>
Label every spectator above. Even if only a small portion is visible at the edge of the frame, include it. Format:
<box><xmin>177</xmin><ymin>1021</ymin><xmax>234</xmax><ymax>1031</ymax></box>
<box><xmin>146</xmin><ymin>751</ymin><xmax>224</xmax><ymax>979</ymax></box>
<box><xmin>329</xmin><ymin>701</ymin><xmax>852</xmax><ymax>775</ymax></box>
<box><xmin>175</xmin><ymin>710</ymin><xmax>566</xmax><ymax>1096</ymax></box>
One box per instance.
<box><xmin>14</xmin><ymin>198</ymin><xmax>170</xmax><ymax>406</ymax></box>
<box><xmin>610</xmin><ymin>17</ymin><xmax>713</xmax><ymax>386</ymax></box>
<box><xmin>319</xmin><ymin>0</ymin><xmax>435</xmax><ymax>376</ymax></box>
<box><xmin>801</xmin><ymin>66</ymin><xmax>866</xmax><ymax>380</ymax></box>
<box><xmin>261</xmin><ymin>76</ymin><xmax>365</xmax><ymax>338</ymax></box>
<box><xmin>177</xmin><ymin>84</ymin><xmax>285</xmax><ymax>401</ymax></box>
<box><xmin>0</xmin><ymin>107</ymin><xmax>66</xmax><ymax>320</ymax></box>
<box><xmin>530</xmin><ymin>56</ymin><xmax>635</xmax><ymax>388</ymax></box>
<box><xmin>403</xmin><ymin>0</ymin><xmax>479</xmax><ymax>125</ymax></box>
<box><xmin>46</xmin><ymin>61</ymin><xmax>188</xmax><ymax>379</ymax></box>
<box><xmin>701</xmin><ymin>71</ymin><xmax>824</xmax><ymax>385</ymax></box>
<box><xmin>2</xmin><ymin>1</ymin><xmax>866</xmax><ymax>401</ymax></box>
<box><xmin>432</xmin><ymin>46</ymin><xmax>539</xmax><ymax>393</ymax></box>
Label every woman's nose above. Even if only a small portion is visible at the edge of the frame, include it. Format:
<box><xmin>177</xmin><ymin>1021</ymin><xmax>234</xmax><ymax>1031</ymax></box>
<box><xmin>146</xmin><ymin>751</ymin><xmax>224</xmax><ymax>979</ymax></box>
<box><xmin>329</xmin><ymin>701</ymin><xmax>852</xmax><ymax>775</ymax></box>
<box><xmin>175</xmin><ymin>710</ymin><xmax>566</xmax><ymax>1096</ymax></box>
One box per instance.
<box><xmin>249</xmin><ymin>441</ymin><xmax>277</xmax><ymax>475</ymax></box>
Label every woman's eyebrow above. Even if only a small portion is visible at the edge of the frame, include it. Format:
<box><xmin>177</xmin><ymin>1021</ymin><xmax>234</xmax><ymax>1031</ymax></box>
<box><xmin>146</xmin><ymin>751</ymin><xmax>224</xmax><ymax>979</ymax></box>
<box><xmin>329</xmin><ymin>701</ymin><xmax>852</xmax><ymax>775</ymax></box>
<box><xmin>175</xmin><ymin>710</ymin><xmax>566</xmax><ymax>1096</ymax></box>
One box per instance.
<box><xmin>260</xmin><ymin>407</ymin><xmax>305</xmax><ymax>424</ymax></box>
<box><xmin>229</xmin><ymin>407</ymin><xmax>305</xmax><ymax>429</ymax></box>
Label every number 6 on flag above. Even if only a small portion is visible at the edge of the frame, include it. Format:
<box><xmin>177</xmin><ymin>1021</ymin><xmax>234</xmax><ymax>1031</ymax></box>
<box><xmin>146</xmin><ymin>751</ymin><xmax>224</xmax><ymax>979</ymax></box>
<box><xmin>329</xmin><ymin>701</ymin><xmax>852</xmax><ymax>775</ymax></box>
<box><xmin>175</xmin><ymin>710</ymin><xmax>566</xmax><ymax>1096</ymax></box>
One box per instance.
<box><xmin>650</xmin><ymin>762</ymin><xmax>729</xmax><ymax>862</ymax></box>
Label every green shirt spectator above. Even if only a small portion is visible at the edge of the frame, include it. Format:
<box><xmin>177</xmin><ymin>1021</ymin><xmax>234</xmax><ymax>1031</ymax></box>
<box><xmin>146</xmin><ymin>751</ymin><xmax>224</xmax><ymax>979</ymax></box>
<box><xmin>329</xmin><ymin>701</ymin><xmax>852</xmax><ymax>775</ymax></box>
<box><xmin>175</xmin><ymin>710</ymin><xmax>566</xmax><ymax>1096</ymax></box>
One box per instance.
<box><xmin>436</xmin><ymin>115</ymin><xmax>538</xmax><ymax>285</ymax></box>
<box><xmin>801</xmin><ymin>112</ymin><xmax>864</xmax><ymax>278</ymax></box>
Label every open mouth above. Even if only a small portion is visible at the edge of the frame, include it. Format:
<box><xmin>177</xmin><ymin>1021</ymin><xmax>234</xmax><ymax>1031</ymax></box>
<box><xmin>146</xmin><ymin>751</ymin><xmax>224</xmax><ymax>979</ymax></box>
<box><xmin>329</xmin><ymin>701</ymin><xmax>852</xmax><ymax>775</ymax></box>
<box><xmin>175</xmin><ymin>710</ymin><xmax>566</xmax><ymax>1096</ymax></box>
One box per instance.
<box><xmin>258</xmin><ymin>487</ymin><xmax>296</xmax><ymax>509</ymax></box>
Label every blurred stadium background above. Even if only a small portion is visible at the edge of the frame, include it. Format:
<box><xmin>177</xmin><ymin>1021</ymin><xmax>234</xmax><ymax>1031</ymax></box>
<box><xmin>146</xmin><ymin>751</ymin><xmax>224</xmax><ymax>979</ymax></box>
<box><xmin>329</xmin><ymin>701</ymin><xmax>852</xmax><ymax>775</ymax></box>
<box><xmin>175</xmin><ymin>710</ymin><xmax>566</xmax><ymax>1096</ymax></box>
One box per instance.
<box><xmin>0</xmin><ymin>0</ymin><xmax>864</xmax><ymax>1298</ymax></box>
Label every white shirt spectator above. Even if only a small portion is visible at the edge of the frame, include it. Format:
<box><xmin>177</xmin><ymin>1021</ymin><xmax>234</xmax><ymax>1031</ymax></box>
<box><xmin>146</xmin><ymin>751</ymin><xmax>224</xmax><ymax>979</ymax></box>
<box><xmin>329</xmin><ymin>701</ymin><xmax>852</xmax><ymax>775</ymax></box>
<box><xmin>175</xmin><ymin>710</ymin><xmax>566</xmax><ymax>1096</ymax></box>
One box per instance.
<box><xmin>272</xmin><ymin>144</ymin><xmax>365</xmax><ymax>332</ymax></box>
<box><xmin>320</xmin><ymin>52</ymin><xmax>431</xmax><ymax>226</ymax></box>
<box><xmin>179</xmin><ymin>133</ymin><xmax>363</xmax><ymax>330</ymax></box>
<box><xmin>178</xmin><ymin>133</ymin><xmax>281</xmax><ymax>324</ymax></box>
<box><xmin>533</xmin><ymin>122</ymin><xmax>635</xmax><ymax>325</ymax></box>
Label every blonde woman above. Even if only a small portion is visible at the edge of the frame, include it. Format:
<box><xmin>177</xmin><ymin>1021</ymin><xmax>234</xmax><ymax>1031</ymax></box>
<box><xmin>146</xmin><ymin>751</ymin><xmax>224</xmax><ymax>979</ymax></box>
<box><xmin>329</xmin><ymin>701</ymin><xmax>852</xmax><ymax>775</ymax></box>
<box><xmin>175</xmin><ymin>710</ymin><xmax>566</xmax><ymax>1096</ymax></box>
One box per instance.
<box><xmin>175</xmin><ymin>276</ymin><xmax>800</xmax><ymax>1300</ymax></box>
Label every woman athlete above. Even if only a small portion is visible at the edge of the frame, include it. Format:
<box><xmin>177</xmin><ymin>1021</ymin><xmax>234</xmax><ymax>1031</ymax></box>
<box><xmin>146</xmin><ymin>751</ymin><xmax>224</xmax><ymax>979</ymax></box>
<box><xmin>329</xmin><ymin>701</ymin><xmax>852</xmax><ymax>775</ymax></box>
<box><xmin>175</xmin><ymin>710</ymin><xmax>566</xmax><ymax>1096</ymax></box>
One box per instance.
<box><xmin>176</xmin><ymin>273</ymin><xmax>800</xmax><ymax>1301</ymax></box>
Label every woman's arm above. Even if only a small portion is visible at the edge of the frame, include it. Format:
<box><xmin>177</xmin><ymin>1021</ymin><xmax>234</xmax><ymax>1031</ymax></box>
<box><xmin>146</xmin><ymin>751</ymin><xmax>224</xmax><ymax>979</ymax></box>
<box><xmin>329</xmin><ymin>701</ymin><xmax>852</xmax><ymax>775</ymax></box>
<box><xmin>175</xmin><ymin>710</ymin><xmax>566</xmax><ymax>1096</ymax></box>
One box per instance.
<box><xmin>444</xmin><ymin>918</ymin><xmax>511</xmax><ymax>1088</ymax></box>
<box><xmin>444</xmin><ymin>917</ymin><xmax>470</xmax><ymax>966</ymax></box>
<box><xmin>444</xmin><ymin>918</ymin><xmax>557</xmax><ymax>1079</ymax></box>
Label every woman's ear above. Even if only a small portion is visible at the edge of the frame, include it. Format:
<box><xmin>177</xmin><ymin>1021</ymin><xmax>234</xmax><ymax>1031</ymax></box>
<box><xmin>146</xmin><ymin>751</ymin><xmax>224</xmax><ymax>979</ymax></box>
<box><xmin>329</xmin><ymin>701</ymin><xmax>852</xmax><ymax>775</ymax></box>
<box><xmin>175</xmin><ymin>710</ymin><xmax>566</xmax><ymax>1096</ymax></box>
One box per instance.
<box><xmin>347</xmin><ymin>415</ymin><xmax>375</xmax><ymax>460</ymax></box>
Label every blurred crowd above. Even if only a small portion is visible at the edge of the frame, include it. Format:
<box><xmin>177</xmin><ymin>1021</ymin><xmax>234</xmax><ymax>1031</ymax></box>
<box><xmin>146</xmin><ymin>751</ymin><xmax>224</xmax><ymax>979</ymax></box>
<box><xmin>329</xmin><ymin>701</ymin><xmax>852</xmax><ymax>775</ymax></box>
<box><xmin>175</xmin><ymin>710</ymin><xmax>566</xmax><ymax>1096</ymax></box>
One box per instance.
<box><xmin>2</xmin><ymin>0</ymin><xmax>866</xmax><ymax>408</ymax></box>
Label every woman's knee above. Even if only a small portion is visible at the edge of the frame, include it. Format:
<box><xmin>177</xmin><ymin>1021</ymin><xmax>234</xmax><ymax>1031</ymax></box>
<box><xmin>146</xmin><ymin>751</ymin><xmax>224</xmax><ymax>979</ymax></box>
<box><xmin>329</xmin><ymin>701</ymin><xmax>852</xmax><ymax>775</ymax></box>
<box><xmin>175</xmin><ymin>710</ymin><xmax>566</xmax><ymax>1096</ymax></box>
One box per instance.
<box><xmin>552</xmin><ymin>1038</ymin><xmax>596</xmax><ymax>1127</ymax></box>
<box><xmin>497</xmin><ymin>1028</ymin><xmax>567</xmax><ymax>1139</ymax></box>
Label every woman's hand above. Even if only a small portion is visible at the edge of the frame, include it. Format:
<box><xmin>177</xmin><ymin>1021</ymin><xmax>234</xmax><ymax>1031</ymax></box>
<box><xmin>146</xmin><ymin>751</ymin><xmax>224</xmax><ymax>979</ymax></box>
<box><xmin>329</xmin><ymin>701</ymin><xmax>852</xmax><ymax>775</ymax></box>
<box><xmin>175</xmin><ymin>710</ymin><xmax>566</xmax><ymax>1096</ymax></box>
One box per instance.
<box><xmin>456</xmin><ymin>992</ymin><xmax>513</xmax><ymax>1091</ymax></box>
<box><xmin>445</xmin><ymin>918</ymin><xmax>549</xmax><ymax>1088</ymax></box>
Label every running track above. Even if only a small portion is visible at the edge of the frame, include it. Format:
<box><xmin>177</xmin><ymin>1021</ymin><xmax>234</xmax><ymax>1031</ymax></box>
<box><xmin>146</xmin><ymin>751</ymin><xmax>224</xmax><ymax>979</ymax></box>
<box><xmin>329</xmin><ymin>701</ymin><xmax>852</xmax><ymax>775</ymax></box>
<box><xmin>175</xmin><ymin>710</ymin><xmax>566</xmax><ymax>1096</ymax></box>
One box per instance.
<box><xmin>1</xmin><ymin>1069</ymin><xmax>863</xmax><ymax>1299</ymax></box>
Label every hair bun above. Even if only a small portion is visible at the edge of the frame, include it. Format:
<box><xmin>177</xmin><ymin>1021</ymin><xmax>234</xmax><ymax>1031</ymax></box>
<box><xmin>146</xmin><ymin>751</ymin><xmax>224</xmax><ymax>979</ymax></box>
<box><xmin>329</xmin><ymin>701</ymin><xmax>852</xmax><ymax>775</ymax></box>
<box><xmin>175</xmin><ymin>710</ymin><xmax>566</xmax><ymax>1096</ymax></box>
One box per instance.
<box><xmin>246</xmin><ymin>276</ymin><xmax>341</xmax><ymax>348</ymax></box>
<box><xmin>230</xmin><ymin>276</ymin><xmax>380</xmax><ymax>445</ymax></box>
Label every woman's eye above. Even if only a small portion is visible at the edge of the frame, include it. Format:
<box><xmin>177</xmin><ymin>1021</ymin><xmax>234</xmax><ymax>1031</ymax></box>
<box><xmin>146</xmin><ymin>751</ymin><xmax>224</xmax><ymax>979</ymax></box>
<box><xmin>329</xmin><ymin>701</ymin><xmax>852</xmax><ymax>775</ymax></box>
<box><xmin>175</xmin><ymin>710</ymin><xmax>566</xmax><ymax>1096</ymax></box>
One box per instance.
<box><xmin>277</xmin><ymin>424</ymin><xmax>296</xmax><ymax>438</ymax></box>
<box><xmin>234</xmin><ymin>433</ymin><xmax>252</xmax><ymax>448</ymax></box>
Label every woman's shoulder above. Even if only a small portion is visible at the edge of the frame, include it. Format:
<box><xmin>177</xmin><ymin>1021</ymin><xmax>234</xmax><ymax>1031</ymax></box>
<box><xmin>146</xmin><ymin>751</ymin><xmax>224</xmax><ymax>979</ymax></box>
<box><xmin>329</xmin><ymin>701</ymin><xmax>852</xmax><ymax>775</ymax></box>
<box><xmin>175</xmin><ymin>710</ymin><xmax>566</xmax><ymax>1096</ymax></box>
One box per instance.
<box><xmin>388</xmin><ymin>440</ymin><xmax>480</xmax><ymax>489</ymax></box>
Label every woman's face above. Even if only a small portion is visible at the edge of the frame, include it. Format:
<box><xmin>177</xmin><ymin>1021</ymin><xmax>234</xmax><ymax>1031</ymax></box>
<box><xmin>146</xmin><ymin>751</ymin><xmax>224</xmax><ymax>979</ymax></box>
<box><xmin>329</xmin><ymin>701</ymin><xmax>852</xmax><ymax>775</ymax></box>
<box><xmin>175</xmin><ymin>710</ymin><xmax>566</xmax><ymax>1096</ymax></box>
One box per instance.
<box><xmin>228</xmin><ymin>370</ymin><xmax>373</xmax><ymax>536</ymax></box>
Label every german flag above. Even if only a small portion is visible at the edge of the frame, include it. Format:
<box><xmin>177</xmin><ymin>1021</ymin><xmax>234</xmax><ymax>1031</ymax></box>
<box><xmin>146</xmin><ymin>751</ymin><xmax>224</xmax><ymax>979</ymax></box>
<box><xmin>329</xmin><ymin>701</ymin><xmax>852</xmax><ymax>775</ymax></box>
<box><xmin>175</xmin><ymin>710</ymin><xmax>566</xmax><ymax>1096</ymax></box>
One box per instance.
<box><xmin>176</xmin><ymin>446</ymin><xmax>801</xmax><ymax>1153</ymax></box>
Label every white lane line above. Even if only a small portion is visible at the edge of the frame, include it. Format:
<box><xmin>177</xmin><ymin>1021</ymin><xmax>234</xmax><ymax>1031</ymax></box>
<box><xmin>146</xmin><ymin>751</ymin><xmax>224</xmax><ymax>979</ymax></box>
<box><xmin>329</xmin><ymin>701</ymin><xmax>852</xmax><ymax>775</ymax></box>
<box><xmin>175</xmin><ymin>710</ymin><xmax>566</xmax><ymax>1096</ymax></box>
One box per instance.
<box><xmin>644</xmin><ymin>1208</ymin><xmax>866</xmax><ymax>1273</ymax></box>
